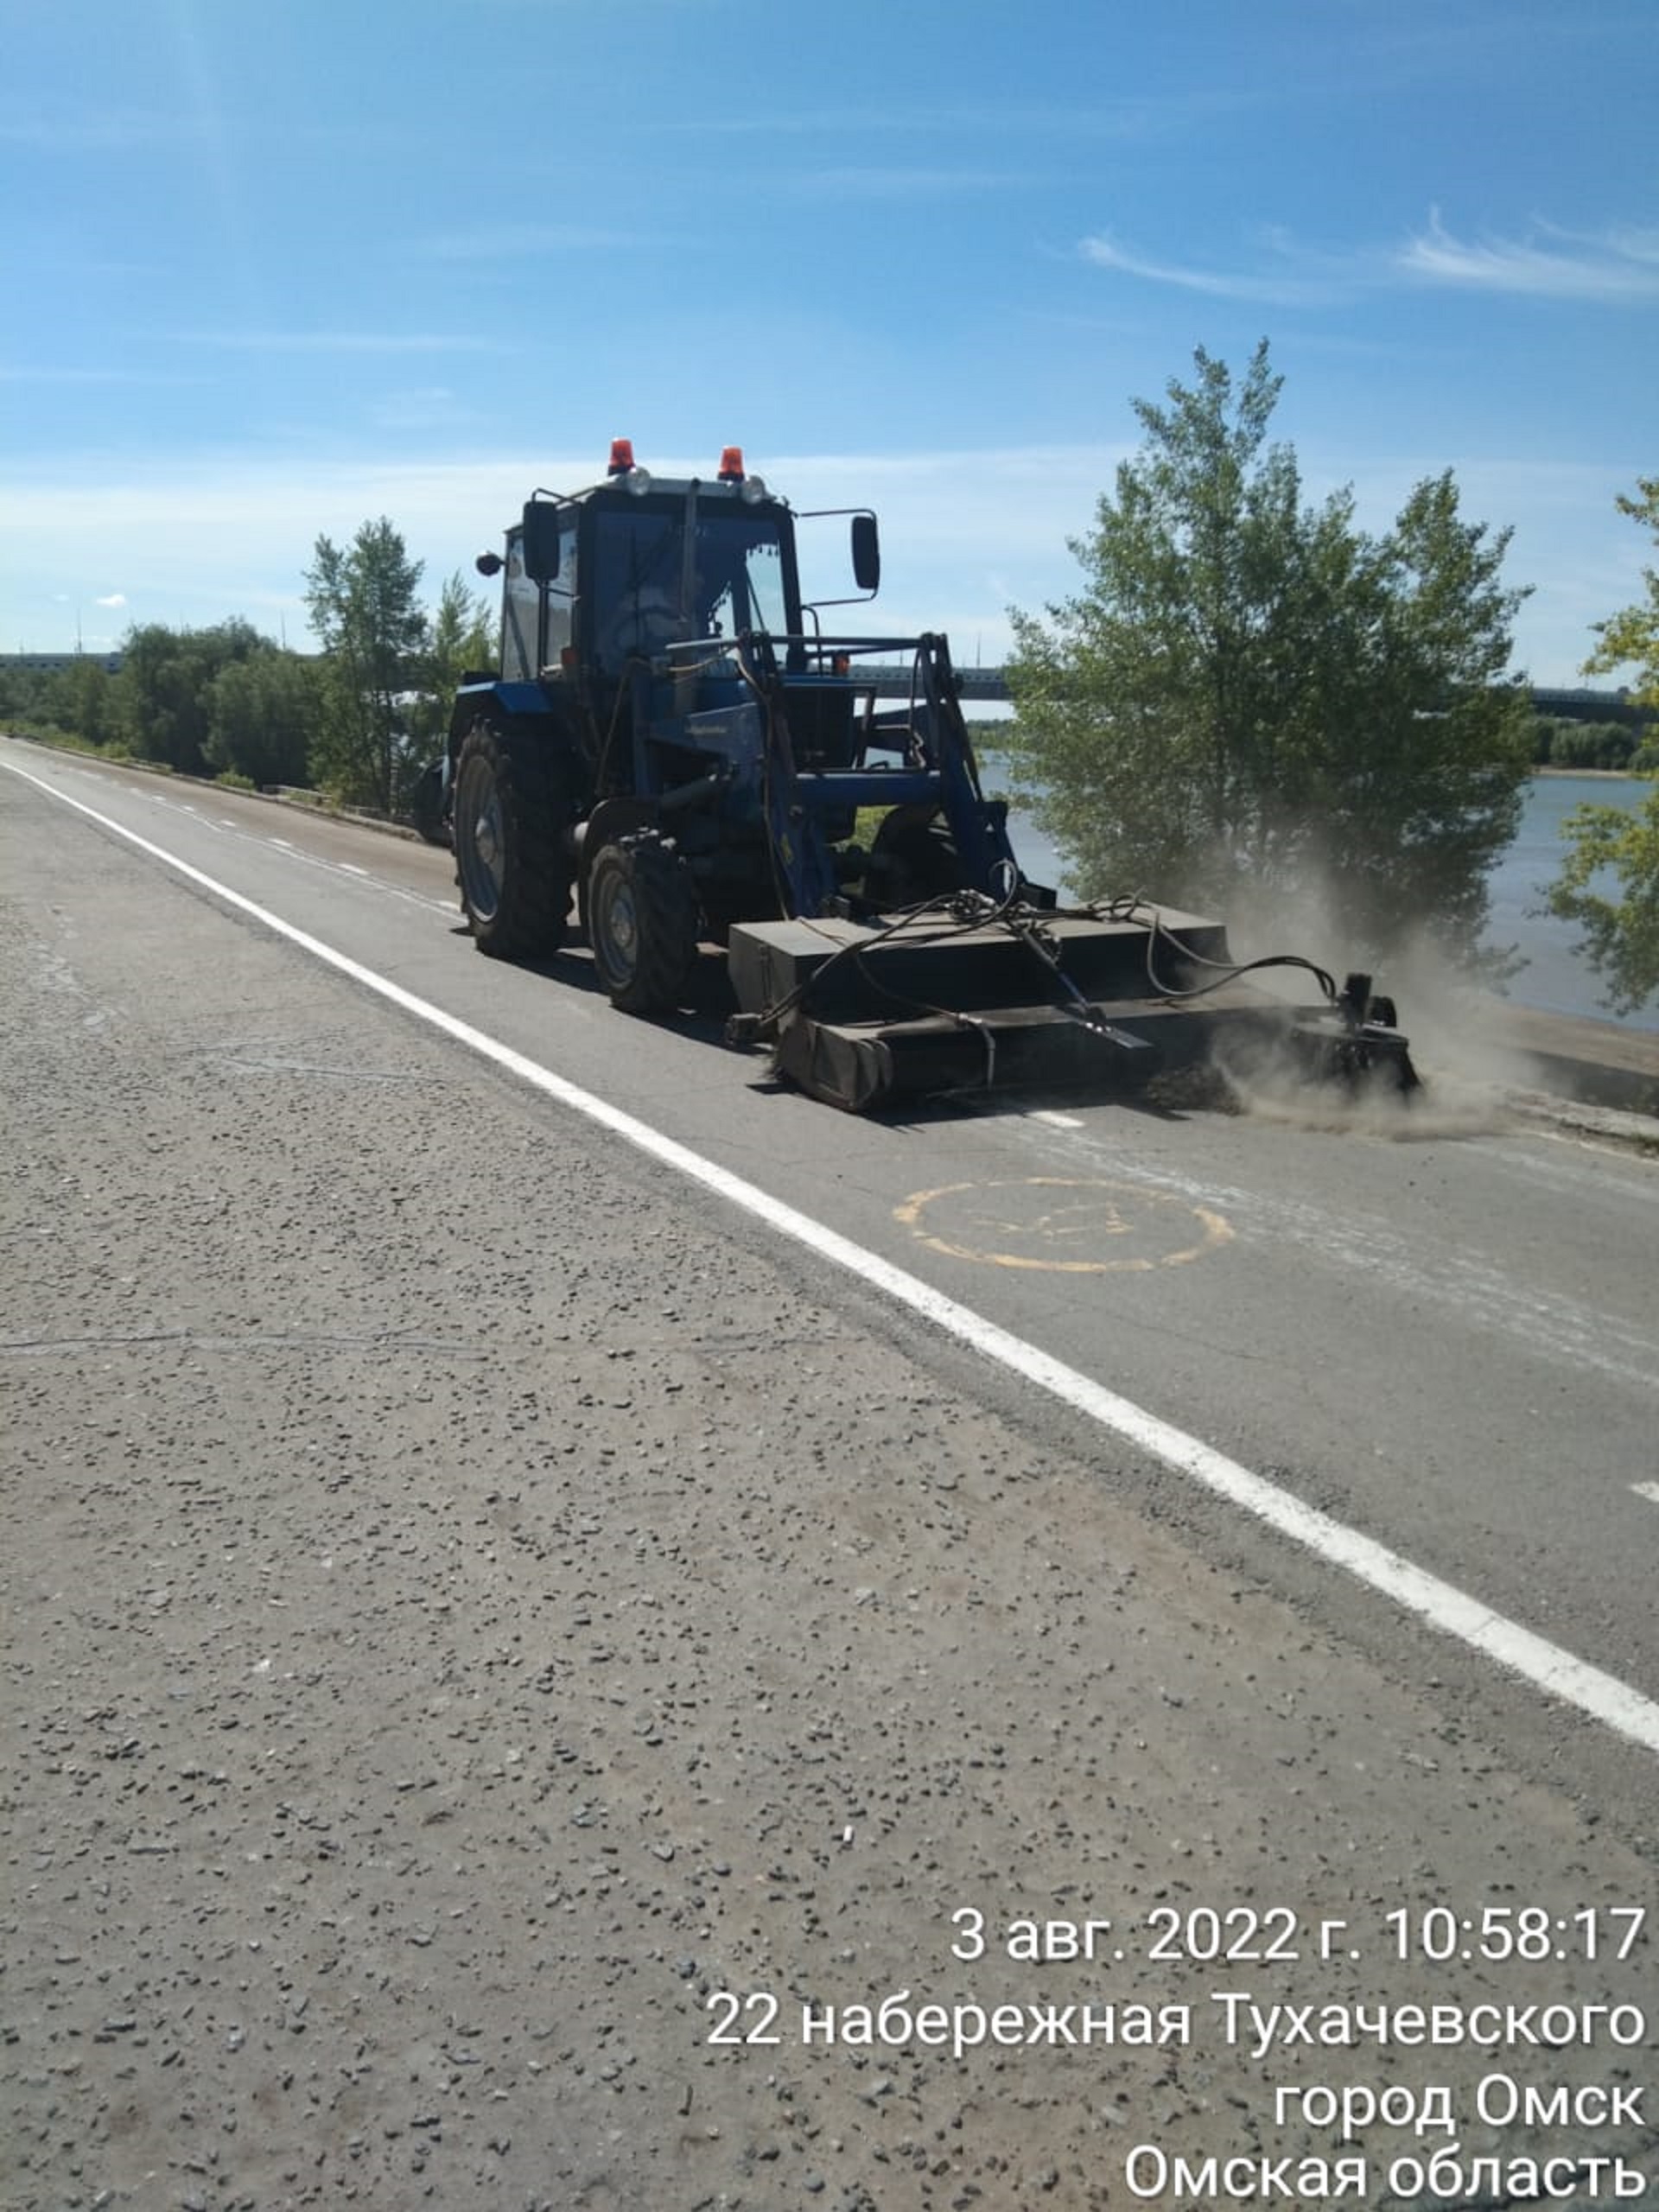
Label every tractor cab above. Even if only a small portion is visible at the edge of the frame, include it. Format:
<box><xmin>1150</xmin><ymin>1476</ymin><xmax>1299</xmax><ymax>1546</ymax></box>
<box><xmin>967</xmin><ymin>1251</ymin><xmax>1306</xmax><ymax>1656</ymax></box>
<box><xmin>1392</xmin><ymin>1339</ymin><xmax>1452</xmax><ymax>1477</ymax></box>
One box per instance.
<box><xmin>498</xmin><ymin>441</ymin><xmax>807</xmax><ymax>689</ymax></box>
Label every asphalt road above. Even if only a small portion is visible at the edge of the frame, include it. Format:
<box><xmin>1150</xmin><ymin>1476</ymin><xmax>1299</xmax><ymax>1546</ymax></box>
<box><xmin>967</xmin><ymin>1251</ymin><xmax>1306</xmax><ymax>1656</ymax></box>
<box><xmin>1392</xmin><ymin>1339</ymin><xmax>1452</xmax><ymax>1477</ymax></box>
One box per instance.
<box><xmin>3</xmin><ymin>740</ymin><xmax>1656</xmax><ymax>2209</ymax></box>
<box><xmin>12</xmin><ymin>747</ymin><xmax>1656</xmax><ymax>1729</ymax></box>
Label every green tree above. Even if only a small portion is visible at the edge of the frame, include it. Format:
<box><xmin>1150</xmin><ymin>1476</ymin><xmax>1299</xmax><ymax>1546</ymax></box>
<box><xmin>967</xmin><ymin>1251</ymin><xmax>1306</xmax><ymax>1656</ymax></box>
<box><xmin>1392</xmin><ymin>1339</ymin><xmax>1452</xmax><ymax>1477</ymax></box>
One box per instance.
<box><xmin>205</xmin><ymin>647</ymin><xmax>319</xmax><ymax>788</ymax></box>
<box><xmin>405</xmin><ymin>569</ymin><xmax>495</xmax><ymax>765</ymax></box>
<box><xmin>1547</xmin><ymin>477</ymin><xmax>1659</xmax><ymax>1012</ymax></box>
<box><xmin>41</xmin><ymin>656</ymin><xmax>118</xmax><ymax>746</ymax></box>
<box><xmin>116</xmin><ymin>619</ymin><xmax>265</xmax><ymax>772</ymax></box>
<box><xmin>1002</xmin><ymin>343</ymin><xmax>1534</xmax><ymax>969</ymax></box>
<box><xmin>0</xmin><ymin>661</ymin><xmax>54</xmax><ymax>728</ymax></box>
<box><xmin>304</xmin><ymin>518</ymin><xmax>429</xmax><ymax>811</ymax></box>
<box><xmin>1545</xmin><ymin>719</ymin><xmax>1636</xmax><ymax>772</ymax></box>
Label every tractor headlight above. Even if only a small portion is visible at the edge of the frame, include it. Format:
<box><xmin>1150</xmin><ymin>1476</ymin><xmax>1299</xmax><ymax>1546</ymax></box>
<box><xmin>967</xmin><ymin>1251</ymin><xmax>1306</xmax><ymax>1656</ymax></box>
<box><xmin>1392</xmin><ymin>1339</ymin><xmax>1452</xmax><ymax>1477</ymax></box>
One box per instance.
<box><xmin>741</xmin><ymin>474</ymin><xmax>768</xmax><ymax>505</ymax></box>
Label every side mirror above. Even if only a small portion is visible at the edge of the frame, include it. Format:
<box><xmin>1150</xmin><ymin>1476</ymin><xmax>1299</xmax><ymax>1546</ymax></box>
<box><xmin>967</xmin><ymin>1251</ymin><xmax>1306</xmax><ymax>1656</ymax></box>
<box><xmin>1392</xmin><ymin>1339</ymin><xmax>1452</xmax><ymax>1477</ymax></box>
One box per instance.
<box><xmin>521</xmin><ymin>499</ymin><xmax>564</xmax><ymax>584</ymax></box>
<box><xmin>850</xmin><ymin>512</ymin><xmax>880</xmax><ymax>595</ymax></box>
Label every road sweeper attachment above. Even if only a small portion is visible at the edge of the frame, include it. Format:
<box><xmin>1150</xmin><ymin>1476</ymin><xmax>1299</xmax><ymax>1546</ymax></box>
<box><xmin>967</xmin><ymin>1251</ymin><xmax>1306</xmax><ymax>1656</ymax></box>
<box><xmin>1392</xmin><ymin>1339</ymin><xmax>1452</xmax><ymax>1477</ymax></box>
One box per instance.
<box><xmin>724</xmin><ymin>896</ymin><xmax>1419</xmax><ymax>1114</ymax></box>
<box><xmin>440</xmin><ymin>441</ymin><xmax>1419</xmax><ymax>1114</ymax></box>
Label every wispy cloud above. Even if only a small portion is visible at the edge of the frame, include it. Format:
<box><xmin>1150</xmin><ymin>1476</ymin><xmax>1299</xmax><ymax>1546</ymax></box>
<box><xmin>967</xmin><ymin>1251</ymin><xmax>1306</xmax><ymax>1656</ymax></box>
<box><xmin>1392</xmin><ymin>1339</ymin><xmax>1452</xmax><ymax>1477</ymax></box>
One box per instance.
<box><xmin>0</xmin><ymin>105</ymin><xmax>189</xmax><ymax>151</ymax></box>
<box><xmin>1080</xmin><ymin>213</ymin><xmax>1659</xmax><ymax>310</ymax></box>
<box><xmin>420</xmin><ymin>223</ymin><xmax>644</xmax><ymax>259</ymax></box>
<box><xmin>1397</xmin><ymin>213</ymin><xmax>1659</xmax><ymax>302</ymax></box>
<box><xmin>660</xmin><ymin>92</ymin><xmax>1256</xmax><ymax>140</ymax></box>
<box><xmin>1077</xmin><ymin>232</ymin><xmax>1349</xmax><ymax>308</ymax></box>
<box><xmin>366</xmin><ymin>387</ymin><xmax>477</xmax><ymax>435</ymax></box>
<box><xmin>94</xmin><ymin>593</ymin><xmax>128</xmax><ymax>609</ymax></box>
<box><xmin>0</xmin><ymin>365</ymin><xmax>207</xmax><ymax>386</ymax></box>
<box><xmin>174</xmin><ymin>331</ymin><xmax>506</xmax><ymax>354</ymax></box>
<box><xmin>794</xmin><ymin>167</ymin><xmax>1031</xmax><ymax>200</ymax></box>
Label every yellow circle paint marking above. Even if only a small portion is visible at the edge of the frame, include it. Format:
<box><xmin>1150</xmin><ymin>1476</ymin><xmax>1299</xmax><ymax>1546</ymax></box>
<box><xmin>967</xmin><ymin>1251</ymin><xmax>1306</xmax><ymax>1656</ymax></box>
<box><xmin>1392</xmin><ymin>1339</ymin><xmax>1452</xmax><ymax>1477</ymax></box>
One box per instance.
<box><xmin>893</xmin><ymin>1177</ymin><xmax>1234</xmax><ymax>1274</ymax></box>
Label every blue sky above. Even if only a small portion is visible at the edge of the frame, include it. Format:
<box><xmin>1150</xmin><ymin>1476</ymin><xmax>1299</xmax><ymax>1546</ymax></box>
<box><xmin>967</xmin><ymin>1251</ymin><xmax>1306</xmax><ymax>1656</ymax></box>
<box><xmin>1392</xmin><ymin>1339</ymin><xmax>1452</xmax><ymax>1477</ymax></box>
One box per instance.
<box><xmin>3</xmin><ymin>0</ymin><xmax>1655</xmax><ymax>684</ymax></box>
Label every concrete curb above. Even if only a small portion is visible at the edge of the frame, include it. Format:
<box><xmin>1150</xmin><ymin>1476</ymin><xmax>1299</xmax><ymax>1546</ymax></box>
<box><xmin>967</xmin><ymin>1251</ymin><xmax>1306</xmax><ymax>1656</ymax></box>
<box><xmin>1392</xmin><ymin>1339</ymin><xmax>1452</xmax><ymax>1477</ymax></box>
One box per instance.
<box><xmin>1462</xmin><ymin>998</ymin><xmax>1659</xmax><ymax>1123</ymax></box>
<box><xmin>1503</xmin><ymin>1090</ymin><xmax>1659</xmax><ymax>1153</ymax></box>
<box><xmin>3</xmin><ymin>732</ymin><xmax>423</xmax><ymax>842</ymax></box>
<box><xmin>1516</xmin><ymin>1050</ymin><xmax>1659</xmax><ymax>1120</ymax></box>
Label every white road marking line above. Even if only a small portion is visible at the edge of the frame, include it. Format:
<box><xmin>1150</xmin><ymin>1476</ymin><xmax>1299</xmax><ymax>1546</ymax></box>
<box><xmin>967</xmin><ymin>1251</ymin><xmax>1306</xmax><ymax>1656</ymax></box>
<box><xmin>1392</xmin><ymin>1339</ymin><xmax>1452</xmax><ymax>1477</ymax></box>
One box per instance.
<box><xmin>264</xmin><ymin>837</ymin><xmax>454</xmax><ymax>918</ymax></box>
<box><xmin>1634</xmin><ymin>1484</ymin><xmax>1659</xmax><ymax>1506</ymax></box>
<box><xmin>10</xmin><ymin>752</ymin><xmax>1659</xmax><ymax>1756</ymax></box>
<box><xmin>43</xmin><ymin>755</ymin><xmax>457</xmax><ymax>918</ymax></box>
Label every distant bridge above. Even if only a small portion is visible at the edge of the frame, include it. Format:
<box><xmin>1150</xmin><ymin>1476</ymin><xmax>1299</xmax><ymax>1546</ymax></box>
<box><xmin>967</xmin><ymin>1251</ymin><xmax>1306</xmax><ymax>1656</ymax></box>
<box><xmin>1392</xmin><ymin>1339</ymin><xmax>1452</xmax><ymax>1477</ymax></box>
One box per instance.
<box><xmin>1529</xmin><ymin>686</ymin><xmax>1650</xmax><ymax>727</ymax></box>
<box><xmin>3</xmin><ymin>652</ymin><xmax>1645</xmax><ymax>726</ymax></box>
<box><xmin>863</xmin><ymin>668</ymin><xmax>1649</xmax><ymax>722</ymax></box>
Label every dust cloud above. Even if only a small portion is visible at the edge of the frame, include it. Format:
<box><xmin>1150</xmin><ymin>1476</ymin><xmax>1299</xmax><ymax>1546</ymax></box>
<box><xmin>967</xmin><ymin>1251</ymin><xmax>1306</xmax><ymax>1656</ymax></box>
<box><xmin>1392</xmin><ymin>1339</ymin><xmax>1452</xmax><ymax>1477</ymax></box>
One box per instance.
<box><xmin>1179</xmin><ymin>861</ymin><xmax>1552</xmax><ymax>1141</ymax></box>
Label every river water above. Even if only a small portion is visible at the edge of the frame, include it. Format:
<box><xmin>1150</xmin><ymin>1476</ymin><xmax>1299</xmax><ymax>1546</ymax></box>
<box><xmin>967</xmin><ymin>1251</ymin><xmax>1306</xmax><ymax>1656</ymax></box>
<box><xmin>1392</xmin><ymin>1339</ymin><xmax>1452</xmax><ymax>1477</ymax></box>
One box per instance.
<box><xmin>1481</xmin><ymin>775</ymin><xmax>1654</xmax><ymax>1032</ymax></box>
<box><xmin>990</xmin><ymin>769</ymin><xmax>1656</xmax><ymax>1034</ymax></box>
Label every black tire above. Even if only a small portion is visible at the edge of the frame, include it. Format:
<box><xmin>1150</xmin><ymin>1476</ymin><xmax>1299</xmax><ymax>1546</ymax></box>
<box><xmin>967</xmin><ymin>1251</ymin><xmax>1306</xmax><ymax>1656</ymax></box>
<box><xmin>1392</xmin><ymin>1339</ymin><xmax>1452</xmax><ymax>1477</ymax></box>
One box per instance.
<box><xmin>586</xmin><ymin>836</ymin><xmax>702</xmax><ymax>1013</ymax></box>
<box><xmin>452</xmin><ymin>719</ymin><xmax>572</xmax><ymax>957</ymax></box>
<box><xmin>409</xmin><ymin>756</ymin><xmax>448</xmax><ymax>846</ymax></box>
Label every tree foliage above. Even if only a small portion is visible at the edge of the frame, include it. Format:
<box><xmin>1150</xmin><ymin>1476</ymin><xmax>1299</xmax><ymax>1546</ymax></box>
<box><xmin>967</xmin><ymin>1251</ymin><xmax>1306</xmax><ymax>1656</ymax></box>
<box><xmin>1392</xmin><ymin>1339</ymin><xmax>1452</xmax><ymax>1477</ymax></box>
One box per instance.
<box><xmin>1548</xmin><ymin>477</ymin><xmax>1659</xmax><ymax>1012</ymax></box>
<box><xmin>1002</xmin><ymin>343</ymin><xmax>1535</xmax><ymax>969</ymax></box>
<box><xmin>0</xmin><ymin>660</ymin><xmax>51</xmax><ymax>725</ymax></box>
<box><xmin>116</xmin><ymin>619</ymin><xmax>266</xmax><ymax>774</ymax></box>
<box><xmin>1580</xmin><ymin>478</ymin><xmax>1659</xmax><ymax>702</ymax></box>
<box><xmin>42</xmin><ymin>657</ymin><xmax>119</xmax><ymax>747</ymax></box>
<box><xmin>7</xmin><ymin>525</ymin><xmax>489</xmax><ymax>816</ymax></box>
<box><xmin>406</xmin><ymin>569</ymin><xmax>495</xmax><ymax>762</ymax></box>
<box><xmin>1547</xmin><ymin>798</ymin><xmax>1659</xmax><ymax>1014</ymax></box>
<box><xmin>1534</xmin><ymin>716</ymin><xmax>1641</xmax><ymax>772</ymax></box>
<box><xmin>304</xmin><ymin>518</ymin><xmax>429</xmax><ymax>810</ymax></box>
<box><xmin>204</xmin><ymin>647</ymin><xmax>320</xmax><ymax>788</ymax></box>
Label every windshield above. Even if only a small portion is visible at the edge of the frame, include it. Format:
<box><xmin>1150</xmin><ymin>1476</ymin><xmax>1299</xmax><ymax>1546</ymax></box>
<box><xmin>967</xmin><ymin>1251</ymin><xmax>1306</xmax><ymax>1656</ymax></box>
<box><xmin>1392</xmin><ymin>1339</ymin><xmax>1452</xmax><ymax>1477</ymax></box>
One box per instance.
<box><xmin>591</xmin><ymin>505</ymin><xmax>791</xmax><ymax>669</ymax></box>
<box><xmin>698</xmin><ymin>518</ymin><xmax>788</xmax><ymax>639</ymax></box>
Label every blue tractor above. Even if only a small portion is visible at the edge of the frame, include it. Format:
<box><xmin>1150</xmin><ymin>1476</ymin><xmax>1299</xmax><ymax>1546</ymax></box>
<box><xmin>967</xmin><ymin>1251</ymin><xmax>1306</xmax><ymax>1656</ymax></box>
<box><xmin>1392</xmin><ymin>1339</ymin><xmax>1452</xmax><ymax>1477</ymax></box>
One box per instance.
<box><xmin>442</xmin><ymin>440</ymin><xmax>1416</xmax><ymax>1111</ymax></box>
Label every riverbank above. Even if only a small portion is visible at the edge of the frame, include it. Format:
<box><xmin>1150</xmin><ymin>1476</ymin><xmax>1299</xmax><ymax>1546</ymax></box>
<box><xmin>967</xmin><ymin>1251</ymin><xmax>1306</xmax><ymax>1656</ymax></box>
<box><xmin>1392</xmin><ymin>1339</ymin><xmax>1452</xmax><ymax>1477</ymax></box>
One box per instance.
<box><xmin>1533</xmin><ymin>763</ymin><xmax>1652</xmax><ymax>779</ymax></box>
<box><xmin>1457</xmin><ymin>995</ymin><xmax>1659</xmax><ymax>1122</ymax></box>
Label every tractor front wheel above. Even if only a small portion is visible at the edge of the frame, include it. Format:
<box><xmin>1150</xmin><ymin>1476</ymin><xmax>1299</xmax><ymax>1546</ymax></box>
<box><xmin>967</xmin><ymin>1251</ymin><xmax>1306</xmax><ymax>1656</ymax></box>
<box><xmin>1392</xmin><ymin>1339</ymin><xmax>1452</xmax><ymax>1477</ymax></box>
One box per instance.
<box><xmin>586</xmin><ymin>836</ymin><xmax>701</xmax><ymax>1013</ymax></box>
<box><xmin>453</xmin><ymin>719</ymin><xmax>572</xmax><ymax>957</ymax></box>
<box><xmin>409</xmin><ymin>755</ymin><xmax>448</xmax><ymax>846</ymax></box>
<box><xmin>866</xmin><ymin>805</ymin><xmax>965</xmax><ymax>910</ymax></box>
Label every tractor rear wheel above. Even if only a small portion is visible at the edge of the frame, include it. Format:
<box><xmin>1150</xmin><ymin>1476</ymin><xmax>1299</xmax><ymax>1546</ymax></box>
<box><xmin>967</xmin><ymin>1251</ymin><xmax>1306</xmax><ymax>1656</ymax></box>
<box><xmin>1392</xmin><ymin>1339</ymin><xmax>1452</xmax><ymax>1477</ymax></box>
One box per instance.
<box><xmin>453</xmin><ymin>719</ymin><xmax>572</xmax><ymax>957</ymax></box>
<box><xmin>586</xmin><ymin>836</ymin><xmax>701</xmax><ymax>1013</ymax></box>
